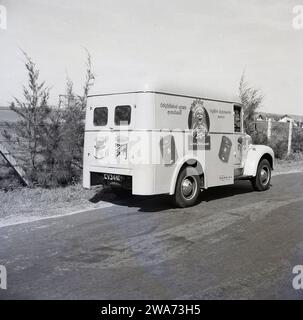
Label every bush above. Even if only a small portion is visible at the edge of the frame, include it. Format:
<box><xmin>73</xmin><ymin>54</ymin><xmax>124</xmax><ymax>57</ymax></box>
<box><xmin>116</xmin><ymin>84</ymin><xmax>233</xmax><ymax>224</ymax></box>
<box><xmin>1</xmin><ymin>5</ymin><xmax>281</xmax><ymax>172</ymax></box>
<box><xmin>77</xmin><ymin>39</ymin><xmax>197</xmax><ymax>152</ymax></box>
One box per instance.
<box><xmin>292</xmin><ymin>128</ymin><xmax>303</xmax><ymax>153</ymax></box>
<box><xmin>249</xmin><ymin>128</ymin><xmax>287</xmax><ymax>159</ymax></box>
<box><xmin>258</xmin><ymin>124</ymin><xmax>287</xmax><ymax>159</ymax></box>
<box><xmin>250</xmin><ymin>130</ymin><xmax>268</xmax><ymax>145</ymax></box>
<box><xmin>269</xmin><ymin>140</ymin><xmax>288</xmax><ymax>159</ymax></box>
<box><xmin>284</xmin><ymin>152</ymin><xmax>303</xmax><ymax>161</ymax></box>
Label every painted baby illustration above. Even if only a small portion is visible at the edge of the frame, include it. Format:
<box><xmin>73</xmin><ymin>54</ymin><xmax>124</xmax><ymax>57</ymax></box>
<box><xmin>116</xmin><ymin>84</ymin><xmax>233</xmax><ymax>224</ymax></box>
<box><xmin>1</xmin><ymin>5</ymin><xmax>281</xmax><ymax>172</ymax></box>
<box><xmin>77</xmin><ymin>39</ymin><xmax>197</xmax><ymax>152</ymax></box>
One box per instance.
<box><xmin>191</xmin><ymin>100</ymin><xmax>209</xmax><ymax>140</ymax></box>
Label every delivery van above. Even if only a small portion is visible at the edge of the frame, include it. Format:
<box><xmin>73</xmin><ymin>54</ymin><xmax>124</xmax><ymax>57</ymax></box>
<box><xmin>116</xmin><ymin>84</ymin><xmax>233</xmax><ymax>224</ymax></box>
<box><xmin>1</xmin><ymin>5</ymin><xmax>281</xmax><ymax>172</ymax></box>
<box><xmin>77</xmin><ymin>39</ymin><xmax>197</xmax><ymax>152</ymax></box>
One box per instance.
<box><xmin>83</xmin><ymin>90</ymin><xmax>274</xmax><ymax>207</ymax></box>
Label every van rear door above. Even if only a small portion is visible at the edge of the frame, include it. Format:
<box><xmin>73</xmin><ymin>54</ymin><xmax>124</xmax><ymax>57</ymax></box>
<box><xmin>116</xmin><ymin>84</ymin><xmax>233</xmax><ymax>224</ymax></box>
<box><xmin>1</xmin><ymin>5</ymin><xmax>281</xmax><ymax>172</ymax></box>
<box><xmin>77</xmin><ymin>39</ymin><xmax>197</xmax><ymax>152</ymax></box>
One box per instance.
<box><xmin>84</xmin><ymin>94</ymin><xmax>136</xmax><ymax>171</ymax></box>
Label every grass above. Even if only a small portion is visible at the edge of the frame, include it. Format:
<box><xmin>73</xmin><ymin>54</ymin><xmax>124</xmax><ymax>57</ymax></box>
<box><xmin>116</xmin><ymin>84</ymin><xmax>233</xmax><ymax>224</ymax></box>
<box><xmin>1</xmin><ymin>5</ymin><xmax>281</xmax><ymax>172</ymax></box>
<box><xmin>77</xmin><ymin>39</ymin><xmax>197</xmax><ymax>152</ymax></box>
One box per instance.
<box><xmin>0</xmin><ymin>183</ymin><xmax>104</xmax><ymax>226</ymax></box>
<box><xmin>273</xmin><ymin>158</ymin><xmax>303</xmax><ymax>175</ymax></box>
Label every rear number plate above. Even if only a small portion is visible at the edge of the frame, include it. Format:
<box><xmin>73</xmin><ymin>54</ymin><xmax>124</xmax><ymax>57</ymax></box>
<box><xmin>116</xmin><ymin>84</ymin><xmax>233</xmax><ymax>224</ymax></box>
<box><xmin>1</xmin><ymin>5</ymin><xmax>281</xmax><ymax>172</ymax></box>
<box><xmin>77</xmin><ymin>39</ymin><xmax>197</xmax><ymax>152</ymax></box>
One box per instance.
<box><xmin>104</xmin><ymin>174</ymin><xmax>122</xmax><ymax>182</ymax></box>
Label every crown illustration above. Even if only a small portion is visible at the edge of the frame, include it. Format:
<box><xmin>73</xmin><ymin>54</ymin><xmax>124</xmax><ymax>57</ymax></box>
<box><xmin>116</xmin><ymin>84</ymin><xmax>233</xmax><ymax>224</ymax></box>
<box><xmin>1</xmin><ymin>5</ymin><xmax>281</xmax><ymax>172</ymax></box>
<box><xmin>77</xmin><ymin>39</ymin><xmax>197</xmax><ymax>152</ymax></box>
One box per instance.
<box><xmin>191</xmin><ymin>99</ymin><xmax>205</xmax><ymax>117</ymax></box>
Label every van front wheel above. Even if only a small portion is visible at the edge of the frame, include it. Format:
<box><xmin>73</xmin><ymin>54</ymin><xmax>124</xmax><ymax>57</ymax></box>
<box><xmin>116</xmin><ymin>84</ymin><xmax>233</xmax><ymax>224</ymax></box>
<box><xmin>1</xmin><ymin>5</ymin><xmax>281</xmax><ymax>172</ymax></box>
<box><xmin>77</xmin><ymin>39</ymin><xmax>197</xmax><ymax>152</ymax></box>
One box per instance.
<box><xmin>251</xmin><ymin>159</ymin><xmax>271</xmax><ymax>191</ymax></box>
<box><xmin>173</xmin><ymin>167</ymin><xmax>200</xmax><ymax>208</ymax></box>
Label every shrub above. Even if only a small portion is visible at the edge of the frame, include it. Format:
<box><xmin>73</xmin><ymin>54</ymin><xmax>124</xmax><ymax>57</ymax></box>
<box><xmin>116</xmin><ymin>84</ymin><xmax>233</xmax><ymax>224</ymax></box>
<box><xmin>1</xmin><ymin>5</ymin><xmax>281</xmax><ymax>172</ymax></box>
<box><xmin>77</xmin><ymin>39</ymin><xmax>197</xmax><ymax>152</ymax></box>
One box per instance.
<box><xmin>292</xmin><ymin>128</ymin><xmax>303</xmax><ymax>153</ymax></box>
<box><xmin>284</xmin><ymin>151</ymin><xmax>303</xmax><ymax>161</ymax></box>
<box><xmin>268</xmin><ymin>131</ymin><xmax>288</xmax><ymax>159</ymax></box>
<box><xmin>250</xmin><ymin>130</ymin><xmax>268</xmax><ymax>145</ymax></box>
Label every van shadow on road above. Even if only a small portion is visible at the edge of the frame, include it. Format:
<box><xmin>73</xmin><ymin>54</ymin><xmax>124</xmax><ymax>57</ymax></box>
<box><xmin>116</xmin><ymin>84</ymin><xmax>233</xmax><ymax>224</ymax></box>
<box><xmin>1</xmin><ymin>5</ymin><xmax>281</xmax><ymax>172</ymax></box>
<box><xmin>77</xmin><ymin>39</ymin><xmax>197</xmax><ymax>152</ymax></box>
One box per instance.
<box><xmin>89</xmin><ymin>180</ymin><xmax>257</xmax><ymax>213</ymax></box>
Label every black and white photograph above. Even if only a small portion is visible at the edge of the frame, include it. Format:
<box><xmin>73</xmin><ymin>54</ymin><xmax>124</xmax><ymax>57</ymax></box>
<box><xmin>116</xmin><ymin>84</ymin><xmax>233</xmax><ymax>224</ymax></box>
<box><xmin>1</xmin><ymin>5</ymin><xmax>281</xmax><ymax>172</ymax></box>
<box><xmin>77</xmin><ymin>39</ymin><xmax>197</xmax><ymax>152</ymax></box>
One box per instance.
<box><xmin>0</xmin><ymin>0</ymin><xmax>303</xmax><ymax>308</ymax></box>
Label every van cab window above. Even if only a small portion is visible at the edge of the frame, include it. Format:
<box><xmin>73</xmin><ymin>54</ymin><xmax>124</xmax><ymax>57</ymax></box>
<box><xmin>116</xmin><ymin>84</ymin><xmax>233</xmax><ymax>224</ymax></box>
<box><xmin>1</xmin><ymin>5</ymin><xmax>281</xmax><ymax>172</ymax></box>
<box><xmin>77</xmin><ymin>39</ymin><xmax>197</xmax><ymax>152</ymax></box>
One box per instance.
<box><xmin>93</xmin><ymin>107</ymin><xmax>108</xmax><ymax>126</ymax></box>
<box><xmin>234</xmin><ymin>106</ymin><xmax>241</xmax><ymax>132</ymax></box>
<box><xmin>115</xmin><ymin>105</ymin><xmax>131</xmax><ymax>125</ymax></box>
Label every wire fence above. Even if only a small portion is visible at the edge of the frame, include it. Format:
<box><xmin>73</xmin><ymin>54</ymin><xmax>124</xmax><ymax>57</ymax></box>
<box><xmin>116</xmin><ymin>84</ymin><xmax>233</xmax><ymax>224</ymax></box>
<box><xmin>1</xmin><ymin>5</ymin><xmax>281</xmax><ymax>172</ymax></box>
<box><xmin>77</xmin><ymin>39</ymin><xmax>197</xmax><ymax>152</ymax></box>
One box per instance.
<box><xmin>249</xmin><ymin>119</ymin><xmax>303</xmax><ymax>155</ymax></box>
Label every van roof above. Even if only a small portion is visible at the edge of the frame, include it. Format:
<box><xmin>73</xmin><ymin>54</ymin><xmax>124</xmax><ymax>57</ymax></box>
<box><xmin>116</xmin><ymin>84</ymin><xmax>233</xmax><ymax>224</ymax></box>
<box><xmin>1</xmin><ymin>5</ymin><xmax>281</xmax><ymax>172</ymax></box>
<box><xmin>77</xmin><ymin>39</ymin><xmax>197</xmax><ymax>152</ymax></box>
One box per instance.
<box><xmin>88</xmin><ymin>90</ymin><xmax>242</xmax><ymax>105</ymax></box>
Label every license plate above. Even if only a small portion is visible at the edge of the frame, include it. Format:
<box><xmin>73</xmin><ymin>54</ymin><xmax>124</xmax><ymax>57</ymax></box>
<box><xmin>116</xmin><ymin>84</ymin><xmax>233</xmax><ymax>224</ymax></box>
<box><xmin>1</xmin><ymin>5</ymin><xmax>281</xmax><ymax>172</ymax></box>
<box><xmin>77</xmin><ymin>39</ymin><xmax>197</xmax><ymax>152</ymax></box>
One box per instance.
<box><xmin>103</xmin><ymin>173</ymin><xmax>122</xmax><ymax>182</ymax></box>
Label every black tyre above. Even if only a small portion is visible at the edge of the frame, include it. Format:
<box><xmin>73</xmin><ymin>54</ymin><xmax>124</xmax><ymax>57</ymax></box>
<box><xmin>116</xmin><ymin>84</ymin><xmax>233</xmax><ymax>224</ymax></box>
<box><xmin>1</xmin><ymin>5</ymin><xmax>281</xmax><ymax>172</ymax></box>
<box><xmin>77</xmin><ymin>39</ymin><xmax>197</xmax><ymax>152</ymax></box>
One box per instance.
<box><xmin>251</xmin><ymin>159</ymin><xmax>271</xmax><ymax>191</ymax></box>
<box><xmin>173</xmin><ymin>167</ymin><xmax>200</xmax><ymax>208</ymax></box>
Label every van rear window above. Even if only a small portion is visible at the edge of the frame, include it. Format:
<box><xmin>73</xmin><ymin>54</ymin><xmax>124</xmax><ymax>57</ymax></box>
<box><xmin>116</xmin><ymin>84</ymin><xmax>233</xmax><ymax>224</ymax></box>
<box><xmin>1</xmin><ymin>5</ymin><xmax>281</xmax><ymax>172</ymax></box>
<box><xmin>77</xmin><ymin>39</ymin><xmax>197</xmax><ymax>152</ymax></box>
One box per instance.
<box><xmin>93</xmin><ymin>107</ymin><xmax>108</xmax><ymax>126</ymax></box>
<box><xmin>115</xmin><ymin>105</ymin><xmax>131</xmax><ymax>125</ymax></box>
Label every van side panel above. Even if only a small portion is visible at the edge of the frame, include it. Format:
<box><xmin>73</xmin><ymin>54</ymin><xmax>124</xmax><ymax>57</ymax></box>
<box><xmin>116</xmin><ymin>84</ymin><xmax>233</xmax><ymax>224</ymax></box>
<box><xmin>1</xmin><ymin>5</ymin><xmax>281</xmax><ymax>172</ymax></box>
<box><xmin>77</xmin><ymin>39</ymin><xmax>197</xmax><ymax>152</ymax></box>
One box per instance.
<box><xmin>153</xmin><ymin>93</ymin><xmax>234</xmax><ymax>193</ymax></box>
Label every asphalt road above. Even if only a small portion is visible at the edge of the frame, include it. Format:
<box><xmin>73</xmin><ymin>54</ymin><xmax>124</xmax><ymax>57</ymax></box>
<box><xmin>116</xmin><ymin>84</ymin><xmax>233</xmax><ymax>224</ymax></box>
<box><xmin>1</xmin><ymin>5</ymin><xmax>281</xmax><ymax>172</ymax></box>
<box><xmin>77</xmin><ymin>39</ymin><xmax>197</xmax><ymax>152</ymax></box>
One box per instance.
<box><xmin>0</xmin><ymin>172</ymin><xmax>303</xmax><ymax>300</ymax></box>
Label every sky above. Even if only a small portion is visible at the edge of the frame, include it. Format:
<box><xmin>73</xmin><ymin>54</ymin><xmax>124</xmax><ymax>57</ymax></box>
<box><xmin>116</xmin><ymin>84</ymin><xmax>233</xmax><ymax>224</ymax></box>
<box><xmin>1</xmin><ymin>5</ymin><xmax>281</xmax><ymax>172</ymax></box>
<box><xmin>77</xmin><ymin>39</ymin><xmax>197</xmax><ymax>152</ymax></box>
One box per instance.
<box><xmin>0</xmin><ymin>0</ymin><xmax>302</xmax><ymax>115</ymax></box>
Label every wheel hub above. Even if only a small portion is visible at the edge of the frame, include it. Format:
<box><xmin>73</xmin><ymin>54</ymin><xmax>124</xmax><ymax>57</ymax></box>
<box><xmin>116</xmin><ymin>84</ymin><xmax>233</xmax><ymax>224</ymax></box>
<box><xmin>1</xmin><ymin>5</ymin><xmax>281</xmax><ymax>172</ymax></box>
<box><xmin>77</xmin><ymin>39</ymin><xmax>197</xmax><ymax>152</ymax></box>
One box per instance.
<box><xmin>260</xmin><ymin>167</ymin><xmax>269</xmax><ymax>185</ymax></box>
<box><xmin>181</xmin><ymin>176</ymin><xmax>197</xmax><ymax>200</ymax></box>
<box><xmin>182</xmin><ymin>178</ymin><xmax>193</xmax><ymax>196</ymax></box>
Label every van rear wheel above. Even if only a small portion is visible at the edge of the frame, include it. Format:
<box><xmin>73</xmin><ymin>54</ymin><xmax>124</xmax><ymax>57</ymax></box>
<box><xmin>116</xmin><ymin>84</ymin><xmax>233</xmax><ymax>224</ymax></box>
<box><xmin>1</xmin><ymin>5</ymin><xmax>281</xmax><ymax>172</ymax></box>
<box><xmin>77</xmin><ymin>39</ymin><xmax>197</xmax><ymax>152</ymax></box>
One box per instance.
<box><xmin>173</xmin><ymin>167</ymin><xmax>200</xmax><ymax>208</ymax></box>
<box><xmin>251</xmin><ymin>159</ymin><xmax>271</xmax><ymax>191</ymax></box>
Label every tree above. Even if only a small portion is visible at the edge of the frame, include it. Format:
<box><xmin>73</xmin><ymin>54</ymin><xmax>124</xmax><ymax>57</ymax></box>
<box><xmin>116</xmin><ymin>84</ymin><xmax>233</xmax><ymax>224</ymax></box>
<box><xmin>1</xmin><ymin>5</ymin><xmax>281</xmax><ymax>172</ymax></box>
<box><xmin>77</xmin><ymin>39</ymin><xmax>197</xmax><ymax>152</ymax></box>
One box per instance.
<box><xmin>5</xmin><ymin>50</ymin><xmax>94</xmax><ymax>187</ymax></box>
<box><xmin>78</xmin><ymin>51</ymin><xmax>95</xmax><ymax>112</ymax></box>
<box><xmin>60</xmin><ymin>51</ymin><xmax>95</xmax><ymax>173</ymax></box>
<box><xmin>239</xmin><ymin>72</ymin><xmax>264</xmax><ymax>134</ymax></box>
<box><xmin>39</xmin><ymin>51</ymin><xmax>95</xmax><ymax>186</ymax></box>
<box><xmin>8</xmin><ymin>52</ymin><xmax>50</xmax><ymax>184</ymax></box>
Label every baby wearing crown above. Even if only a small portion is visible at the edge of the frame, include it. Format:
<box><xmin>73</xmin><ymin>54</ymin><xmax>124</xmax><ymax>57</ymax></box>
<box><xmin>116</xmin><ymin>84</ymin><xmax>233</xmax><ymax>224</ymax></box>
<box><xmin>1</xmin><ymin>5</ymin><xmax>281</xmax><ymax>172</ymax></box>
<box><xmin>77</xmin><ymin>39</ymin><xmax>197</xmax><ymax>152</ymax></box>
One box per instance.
<box><xmin>192</xmin><ymin>101</ymin><xmax>208</xmax><ymax>140</ymax></box>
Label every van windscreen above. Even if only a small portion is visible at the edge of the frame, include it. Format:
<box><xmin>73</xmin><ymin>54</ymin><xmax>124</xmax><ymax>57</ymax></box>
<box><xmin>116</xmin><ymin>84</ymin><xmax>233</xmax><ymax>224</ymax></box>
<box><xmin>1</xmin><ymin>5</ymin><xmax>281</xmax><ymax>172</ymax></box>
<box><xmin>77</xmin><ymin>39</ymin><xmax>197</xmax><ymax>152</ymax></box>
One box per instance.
<box><xmin>115</xmin><ymin>105</ymin><xmax>131</xmax><ymax>125</ymax></box>
<box><xmin>93</xmin><ymin>107</ymin><xmax>108</xmax><ymax>126</ymax></box>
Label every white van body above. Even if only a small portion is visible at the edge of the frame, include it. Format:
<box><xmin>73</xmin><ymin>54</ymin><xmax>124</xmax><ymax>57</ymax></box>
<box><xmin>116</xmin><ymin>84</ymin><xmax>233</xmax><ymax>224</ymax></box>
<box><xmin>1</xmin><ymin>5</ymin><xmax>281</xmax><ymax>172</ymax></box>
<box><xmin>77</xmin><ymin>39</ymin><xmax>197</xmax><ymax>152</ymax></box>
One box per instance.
<box><xmin>83</xmin><ymin>91</ymin><xmax>274</xmax><ymax>206</ymax></box>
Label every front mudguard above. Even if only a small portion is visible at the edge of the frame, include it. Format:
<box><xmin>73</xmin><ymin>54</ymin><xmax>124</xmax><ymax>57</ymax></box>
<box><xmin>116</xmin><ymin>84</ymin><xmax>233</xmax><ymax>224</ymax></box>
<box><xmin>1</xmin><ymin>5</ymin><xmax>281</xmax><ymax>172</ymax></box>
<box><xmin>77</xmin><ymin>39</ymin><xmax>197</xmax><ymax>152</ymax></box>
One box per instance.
<box><xmin>243</xmin><ymin>145</ymin><xmax>274</xmax><ymax>177</ymax></box>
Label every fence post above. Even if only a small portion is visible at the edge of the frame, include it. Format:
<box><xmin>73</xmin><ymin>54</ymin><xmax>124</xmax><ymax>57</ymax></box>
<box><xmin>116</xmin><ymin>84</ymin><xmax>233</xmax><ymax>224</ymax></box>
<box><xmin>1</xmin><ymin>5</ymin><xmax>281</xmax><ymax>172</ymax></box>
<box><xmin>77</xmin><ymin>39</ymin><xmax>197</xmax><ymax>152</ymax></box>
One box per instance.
<box><xmin>287</xmin><ymin>120</ymin><xmax>293</xmax><ymax>156</ymax></box>
<box><xmin>267</xmin><ymin>118</ymin><xmax>272</xmax><ymax>140</ymax></box>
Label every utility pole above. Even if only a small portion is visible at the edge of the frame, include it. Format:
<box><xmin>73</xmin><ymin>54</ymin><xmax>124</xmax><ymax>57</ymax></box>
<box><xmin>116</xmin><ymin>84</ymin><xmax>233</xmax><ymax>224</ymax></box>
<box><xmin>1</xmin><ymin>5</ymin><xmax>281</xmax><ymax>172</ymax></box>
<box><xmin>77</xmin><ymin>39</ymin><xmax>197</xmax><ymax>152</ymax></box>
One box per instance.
<box><xmin>267</xmin><ymin>118</ymin><xmax>272</xmax><ymax>140</ymax></box>
<box><xmin>287</xmin><ymin>120</ymin><xmax>293</xmax><ymax>156</ymax></box>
